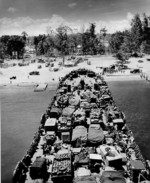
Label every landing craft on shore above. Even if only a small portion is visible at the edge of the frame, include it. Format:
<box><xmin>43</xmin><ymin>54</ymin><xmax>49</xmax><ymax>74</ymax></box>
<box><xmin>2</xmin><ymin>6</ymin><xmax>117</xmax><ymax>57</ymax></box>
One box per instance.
<box><xmin>34</xmin><ymin>83</ymin><xmax>48</xmax><ymax>92</ymax></box>
<box><xmin>13</xmin><ymin>69</ymin><xmax>150</xmax><ymax>183</ymax></box>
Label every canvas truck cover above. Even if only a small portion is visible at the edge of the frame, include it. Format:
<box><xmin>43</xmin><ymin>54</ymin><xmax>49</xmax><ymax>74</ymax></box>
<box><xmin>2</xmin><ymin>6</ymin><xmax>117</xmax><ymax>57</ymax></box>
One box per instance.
<box><xmin>130</xmin><ymin>160</ymin><xmax>145</xmax><ymax>170</ymax></box>
<box><xmin>88</xmin><ymin>124</ymin><xmax>104</xmax><ymax>144</ymax></box>
<box><xmin>30</xmin><ymin>157</ymin><xmax>46</xmax><ymax>179</ymax></box>
<box><xmin>45</xmin><ymin>118</ymin><xmax>57</xmax><ymax>126</ymax></box>
<box><xmin>72</xmin><ymin>126</ymin><xmax>87</xmax><ymax>145</ymax></box>
<box><xmin>74</xmin><ymin>176</ymin><xmax>96</xmax><ymax>183</ymax></box>
<box><xmin>100</xmin><ymin>171</ymin><xmax>126</xmax><ymax>183</ymax></box>
<box><xmin>62</xmin><ymin>106</ymin><xmax>75</xmax><ymax>117</ymax></box>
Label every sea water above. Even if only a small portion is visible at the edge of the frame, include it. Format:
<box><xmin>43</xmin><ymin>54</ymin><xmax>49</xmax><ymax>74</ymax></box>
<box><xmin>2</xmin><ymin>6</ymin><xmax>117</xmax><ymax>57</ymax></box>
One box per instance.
<box><xmin>107</xmin><ymin>79</ymin><xmax>150</xmax><ymax>160</ymax></box>
<box><xmin>1</xmin><ymin>80</ymin><xmax>150</xmax><ymax>183</ymax></box>
<box><xmin>1</xmin><ymin>84</ymin><xmax>57</xmax><ymax>183</ymax></box>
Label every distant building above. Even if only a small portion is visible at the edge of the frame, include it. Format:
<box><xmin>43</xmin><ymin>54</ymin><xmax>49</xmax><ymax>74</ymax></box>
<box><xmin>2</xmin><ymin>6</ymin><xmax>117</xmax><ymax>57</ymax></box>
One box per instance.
<box><xmin>76</xmin><ymin>45</ymin><xmax>82</xmax><ymax>55</ymax></box>
<box><xmin>25</xmin><ymin>45</ymin><xmax>36</xmax><ymax>54</ymax></box>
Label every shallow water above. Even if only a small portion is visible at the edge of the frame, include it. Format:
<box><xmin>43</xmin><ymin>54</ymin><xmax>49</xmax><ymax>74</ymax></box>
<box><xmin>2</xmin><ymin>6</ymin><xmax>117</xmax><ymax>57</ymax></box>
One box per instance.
<box><xmin>1</xmin><ymin>85</ymin><xmax>57</xmax><ymax>183</ymax></box>
<box><xmin>1</xmin><ymin>80</ymin><xmax>150</xmax><ymax>183</ymax></box>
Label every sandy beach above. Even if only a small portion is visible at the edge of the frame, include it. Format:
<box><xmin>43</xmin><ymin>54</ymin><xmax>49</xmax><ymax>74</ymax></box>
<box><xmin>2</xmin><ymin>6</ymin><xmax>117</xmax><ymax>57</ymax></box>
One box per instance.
<box><xmin>1</xmin><ymin>55</ymin><xmax>150</xmax><ymax>86</ymax></box>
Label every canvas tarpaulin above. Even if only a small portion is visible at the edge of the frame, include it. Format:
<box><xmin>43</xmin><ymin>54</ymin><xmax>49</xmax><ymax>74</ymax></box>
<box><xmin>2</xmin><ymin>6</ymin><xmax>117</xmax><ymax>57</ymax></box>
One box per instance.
<box><xmin>88</xmin><ymin>124</ymin><xmax>104</xmax><ymax>144</ymax></box>
<box><xmin>130</xmin><ymin>160</ymin><xmax>145</xmax><ymax>170</ymax></box>
<box><xmin>72</xmin><ymin>126</ymin><xmax>87</xmax><ymax>146</ymax></box>
<box><xmin>62</xmin><ymin>106</ymin><xmax>75</xmax><ymax>117</ymax></box>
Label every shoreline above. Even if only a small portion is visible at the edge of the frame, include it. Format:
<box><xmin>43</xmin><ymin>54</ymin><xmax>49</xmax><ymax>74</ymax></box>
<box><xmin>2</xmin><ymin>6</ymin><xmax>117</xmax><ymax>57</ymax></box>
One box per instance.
<box><xmin>1</xmin><ymin>55</ymin><xmax>150</xmax><ymax>86</ymax></box>
<box><xmin>0</xmin><ymin>81</ymin><xmax>58</xmax><ymax>91</ymax></box>
<box><xmin>0</xmin><ymin>73</ymin><xmax>145</xmax><ymax>87</ymax></box>
<box><xmin>104</xmin><ymin>74</ymin><xmax>143</xmax><ymax>81</ymax></box>
<box><xmin>0</xmin><ymin>74</ymin><xmax>146</xmax><ymax>87</ymax></box>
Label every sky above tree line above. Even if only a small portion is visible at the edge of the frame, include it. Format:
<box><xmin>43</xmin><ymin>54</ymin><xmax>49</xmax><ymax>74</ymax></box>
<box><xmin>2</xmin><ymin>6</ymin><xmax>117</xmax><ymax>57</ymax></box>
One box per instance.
<box><xmin>0</xmin><ymin>0</ymin><xmax>150</xmax><ymax>36</ymax></box>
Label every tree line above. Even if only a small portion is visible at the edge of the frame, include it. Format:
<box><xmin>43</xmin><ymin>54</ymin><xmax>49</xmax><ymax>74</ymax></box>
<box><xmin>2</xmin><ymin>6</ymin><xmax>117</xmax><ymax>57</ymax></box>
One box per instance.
<box><xmin>33</xmin><ymin>23</ymin><xmax>106</xmax><ymax>57</ymax></box>
<box><xmin>0</xmin><ymin>23</ymin><xmax>107</xmax><ymax>60</ymax></box>
<box><xmin>109</xmin><ymin>13</ymin><xmax>150</xmax><ymax>61</ymax></box>
<box><xmin>0</xmin><ymin>13</ymin><xmax>150</xmax><ymax>60</ymax></box>
<box><xmin>0</xmin><ymin>32</ymin><xmax>28</xmax><ymax>60</ymax></box>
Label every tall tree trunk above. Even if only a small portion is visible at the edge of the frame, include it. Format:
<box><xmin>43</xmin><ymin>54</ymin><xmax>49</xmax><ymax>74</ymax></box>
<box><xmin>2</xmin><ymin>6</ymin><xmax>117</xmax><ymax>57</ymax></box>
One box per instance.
<box><xmin>62</xmin><ymin>53</ymin><xmax>65</xmax><ymax>65</ymax></box>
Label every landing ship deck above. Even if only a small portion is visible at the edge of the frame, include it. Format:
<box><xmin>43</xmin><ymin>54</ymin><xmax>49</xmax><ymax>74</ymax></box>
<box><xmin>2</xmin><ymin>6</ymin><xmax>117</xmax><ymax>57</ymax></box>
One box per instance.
<box><xmin>13</xmin><ymin>69</ymin><xmax>150</xmax><ymax>183</ymax></box>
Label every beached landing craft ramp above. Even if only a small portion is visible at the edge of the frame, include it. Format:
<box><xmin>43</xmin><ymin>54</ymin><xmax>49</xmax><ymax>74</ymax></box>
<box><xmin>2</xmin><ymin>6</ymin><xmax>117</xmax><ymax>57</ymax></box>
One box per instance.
<box><xmin>13</xmin><ymin>69</ymin><xmax>150</xmax><ymax>183</ymax></box>
<box><xmin>34</xmin><ymin>83</ymin><xmax>48</xmax><ymax>92</ymax></box>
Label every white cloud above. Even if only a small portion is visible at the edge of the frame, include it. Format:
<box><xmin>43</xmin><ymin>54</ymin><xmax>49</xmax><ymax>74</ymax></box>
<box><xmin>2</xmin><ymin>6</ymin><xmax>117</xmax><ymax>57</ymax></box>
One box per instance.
<box><xmin>95</xmin><ymin>19</ymin><xmax>131</xmax><ymax>34</ymax></box>
<box><xmin>0</xmin><ymin>15</ymin><xmax>79</xmax><ymax>36</ymax></box>
<box><xmin>0</xmin><ymin>12</ymin><xmax>133</xmax><ymax>36</ymax></box>
<box><xmin>127</xmin><ymin>12</ymin><xmax>134</xmax><ymax>21</ymax></box>
<box><xmin>7</xmin><ymin>7</ymin><xmax>16</xmax><ymax>13</ymax></box>
<box><xmin>68</xmin><ymin>2</ymin><xmax>77</xmax><ymax>8</ymax></box>
<box><xmin>94</xmin><ymin>12</ymin><xmax>132</xmax><ymax>33</ymax></box>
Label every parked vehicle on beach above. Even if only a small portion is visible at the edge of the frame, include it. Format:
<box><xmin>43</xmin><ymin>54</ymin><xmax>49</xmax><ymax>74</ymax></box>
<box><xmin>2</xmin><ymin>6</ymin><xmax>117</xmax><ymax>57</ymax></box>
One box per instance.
<box><xmin>45</xmin><ymin>62</ymin><xmax>50</xmax><ymax>67</ymax></box>
<box><xmin>130</xmin><ymin>68</ymin><xmax>140</xmax><ymax>73</ymax></box>
<box><xmin>10</xmin><ymin>76</ymin><xmax>16</xmax><ymax>80</ymax></box>
<box><xmin>138</xmin><ymin>60</ymin><xmax>144</xmax><ymax>63</ymax></box>
<box><xmin>53</xmin><ymin>67</ymin><xmax>59</xmax><ymax>72</ymax></box>
<box><xmin>38</xmin><ymin>65</ymin><xmax>42</xmax><ymax>69</ymax></box>
<box><xmin>38</xmin><ymin>59</ymin><xmax>45</xmax><ymax>63</ymax></box>
<box><xmin>29</xmin><ymin>71</ymin><xmax>40</xmax><ymax>75</ymax></box>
